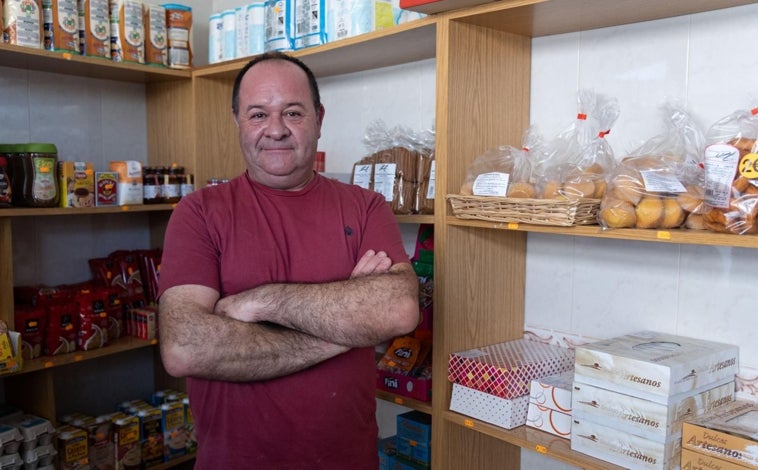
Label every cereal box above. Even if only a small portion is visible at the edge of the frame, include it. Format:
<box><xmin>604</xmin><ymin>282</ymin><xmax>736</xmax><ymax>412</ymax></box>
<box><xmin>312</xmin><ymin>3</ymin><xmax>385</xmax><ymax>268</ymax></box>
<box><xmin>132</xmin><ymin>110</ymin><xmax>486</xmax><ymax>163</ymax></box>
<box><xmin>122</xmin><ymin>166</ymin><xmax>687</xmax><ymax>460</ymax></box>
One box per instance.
<box><xmin>59</xmin><ymin>161</ymin><xmax>95</xmax><ymax>208</ymax></box>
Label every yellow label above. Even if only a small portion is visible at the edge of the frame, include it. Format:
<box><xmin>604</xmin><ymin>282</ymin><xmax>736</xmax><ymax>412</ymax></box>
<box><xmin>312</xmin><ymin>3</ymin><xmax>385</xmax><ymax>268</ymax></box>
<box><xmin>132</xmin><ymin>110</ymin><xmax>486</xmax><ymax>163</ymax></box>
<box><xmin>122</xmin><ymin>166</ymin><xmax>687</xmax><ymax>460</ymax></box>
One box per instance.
<box><xmin>507</xmin><ymin>223</ymin><xmax>519</xmax><ymax>230</ymax></box>
<box><xmin>535</xmin><ymin>444</ymin><xmax>547</xmax><ymax>454</ymax></box>
<box><xmin>463</xmin><ymin>419</ymin><xmax>474</xmax><ymax>428</ymax></box>
<box><xmin>656</xmin><ymin>231</ymin><xmax>671</xmax><ymax>240</ymax></box>
<box><xmin>164</xmin><ymin>408</ymin><xmax>184</xmax><ymax>429</ymax></box>
<box><xmin>65</xmin><ymin>437</ymin><xmax>88</xmax><ymax>461</ymax></box>
<box><xmin>394</xmin><ymin>397</ymin><xmax>404</xmax><ymax>405</ymax></box>
<box><xmin>739</xmin><ymin>153</ymin><xmax>758</xmax><ymax>178</ymax></box>
<box><xmin>119</xmin><ymin>424</ymin><xmax>140</xmax><ymax>445</ymax></box>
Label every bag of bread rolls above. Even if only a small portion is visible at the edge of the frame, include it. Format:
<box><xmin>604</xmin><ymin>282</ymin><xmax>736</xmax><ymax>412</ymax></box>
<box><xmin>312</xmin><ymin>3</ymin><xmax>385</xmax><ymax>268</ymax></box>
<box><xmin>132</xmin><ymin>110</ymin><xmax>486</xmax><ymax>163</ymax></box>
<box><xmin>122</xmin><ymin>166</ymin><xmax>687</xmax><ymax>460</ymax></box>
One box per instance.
<box><xmin>458</xmin><ymin>126</ymin><xmax>539</xmax><ymax>198</ymax></box>
<box><xmin>598</xmin><ymin>102</ymin><xmax>707</xmax><ymax>230</ymax></box>
<box><xmin>536</xmin><ymin>90</ymin><xmax>620</xmax><ymax>200</ymax></box>
<box><xmin>701</xmin><ymin>105</ymin><xmax>758</xmax><ymax>234</ymax></box>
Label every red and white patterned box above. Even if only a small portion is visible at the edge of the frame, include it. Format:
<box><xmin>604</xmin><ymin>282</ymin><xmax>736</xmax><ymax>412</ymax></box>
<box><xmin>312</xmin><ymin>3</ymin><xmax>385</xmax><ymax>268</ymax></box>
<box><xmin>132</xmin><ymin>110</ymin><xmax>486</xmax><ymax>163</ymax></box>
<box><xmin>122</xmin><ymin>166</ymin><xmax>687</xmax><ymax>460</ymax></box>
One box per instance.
<box><xmin>448</xmin><ymin>338</ymin><xmax>575</xmax><ymax>399</ymax></box>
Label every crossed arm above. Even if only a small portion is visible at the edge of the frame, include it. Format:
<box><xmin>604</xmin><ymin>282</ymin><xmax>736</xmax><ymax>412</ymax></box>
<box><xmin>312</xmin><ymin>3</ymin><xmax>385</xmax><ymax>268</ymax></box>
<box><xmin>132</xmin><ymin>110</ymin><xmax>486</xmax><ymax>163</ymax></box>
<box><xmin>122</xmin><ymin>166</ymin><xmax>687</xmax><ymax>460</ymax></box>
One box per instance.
<box><xmin>159</xmin><ymin>250</ymin><xmax>419</xmax><ymax>382</ymax></box>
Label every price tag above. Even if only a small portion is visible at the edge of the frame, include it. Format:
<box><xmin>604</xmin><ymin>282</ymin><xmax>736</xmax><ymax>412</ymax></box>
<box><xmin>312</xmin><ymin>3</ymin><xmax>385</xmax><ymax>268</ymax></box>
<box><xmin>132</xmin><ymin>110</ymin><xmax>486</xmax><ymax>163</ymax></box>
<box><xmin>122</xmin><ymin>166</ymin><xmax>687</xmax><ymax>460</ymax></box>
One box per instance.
<box><xmin>394</xmin><ymin>398</ymin><xmax>404</xmax><ymax>406</ymax></box>
<box><xmin>535</xmin><ymin>445</ymin><xmax>547</xmax><ymax>454</ymax></box>
<box><xmin>656</xmin><ymin>231</ymin><xmax>671</xmax><ymax>240</ymax></box>
<box><xmin>739</xmin><ymin>153</ymin><xmax>758</xmax><ymax>179</ymax></box>
<box><xmin>507</xmin><ymin>223</ymin><xmax>519</xmax><ymax>230</ymax></box>
<box><xmin>463</xmin><ymin>419</ymin><xmax>475</xmax><ymax>428</ymax></box>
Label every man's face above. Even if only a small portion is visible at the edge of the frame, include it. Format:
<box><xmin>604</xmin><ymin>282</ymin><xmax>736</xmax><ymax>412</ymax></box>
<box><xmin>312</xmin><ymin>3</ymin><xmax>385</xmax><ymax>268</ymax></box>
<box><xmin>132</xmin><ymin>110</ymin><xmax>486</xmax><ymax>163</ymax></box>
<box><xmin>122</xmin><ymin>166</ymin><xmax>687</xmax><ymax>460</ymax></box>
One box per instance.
<box><xmin>235</xmin><ymin>60</ymin><xmax>325</xmax><ymax>190</ymax></box>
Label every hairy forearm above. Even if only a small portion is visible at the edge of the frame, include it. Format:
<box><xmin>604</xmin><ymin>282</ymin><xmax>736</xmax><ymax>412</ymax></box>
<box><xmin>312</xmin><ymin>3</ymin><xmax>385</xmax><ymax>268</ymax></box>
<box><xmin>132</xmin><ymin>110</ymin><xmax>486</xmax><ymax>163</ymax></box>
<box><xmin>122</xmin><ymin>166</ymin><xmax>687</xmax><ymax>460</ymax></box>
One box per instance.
<box><xmin>159</xmin><ymin>286</ymin><xmax>348</xmax><ymax>381</ymax></box>
<box><xmin>215</xmin><ymin>264</ymin><xmax>419</xmax><ymax>347</ymax></box>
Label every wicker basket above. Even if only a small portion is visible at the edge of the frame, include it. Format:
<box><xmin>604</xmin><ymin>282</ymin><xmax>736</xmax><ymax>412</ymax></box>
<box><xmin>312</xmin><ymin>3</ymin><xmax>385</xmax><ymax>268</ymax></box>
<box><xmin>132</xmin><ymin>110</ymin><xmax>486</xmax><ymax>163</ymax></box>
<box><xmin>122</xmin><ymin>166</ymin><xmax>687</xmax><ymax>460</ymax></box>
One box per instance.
<box><xmin>447</xmin><ymin>194</ymin><xmax>601</xmax><ymax>226</ymax></box>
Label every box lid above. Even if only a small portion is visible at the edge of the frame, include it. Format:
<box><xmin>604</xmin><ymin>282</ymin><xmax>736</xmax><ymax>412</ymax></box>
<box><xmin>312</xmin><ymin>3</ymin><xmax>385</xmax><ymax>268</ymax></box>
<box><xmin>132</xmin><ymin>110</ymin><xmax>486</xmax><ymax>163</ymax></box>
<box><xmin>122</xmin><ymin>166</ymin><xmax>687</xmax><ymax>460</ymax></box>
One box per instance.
<box><xmin>574</xmin><ymin>331</ymin><xmax>738</xmax><ymax>402</ymax></box>
<box><xmin>448</xmin><ymin>338</ymin><xmax>574</xmax><ymax>399</ymax></box>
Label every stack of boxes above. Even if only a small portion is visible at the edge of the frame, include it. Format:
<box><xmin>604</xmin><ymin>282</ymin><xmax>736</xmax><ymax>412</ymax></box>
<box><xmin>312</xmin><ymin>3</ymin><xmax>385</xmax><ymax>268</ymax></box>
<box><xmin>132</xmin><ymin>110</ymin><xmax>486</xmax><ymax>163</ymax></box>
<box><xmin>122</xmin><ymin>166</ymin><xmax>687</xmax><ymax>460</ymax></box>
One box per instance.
<box><xmin>447</xmin><ymin>338</ymin><xmax>575</xmax><ymax>430</ymax></box>
<box><xmin>681</xmin><ymin>400</ymin><xmax>758</xmax><ymax>469</ymax></box>
<box><xmin>526</xmin><ymin>370</ymin><xmax>573</xmax><ymax>438</ymax></box>
<box><xmin>570</xmin><ymin>331</ymin><xmax>739</xmax><ymax>469</ymax></box>
<box><xmin>378</xmin><ymin>410</ymin><xmax>431</xmax><ymax>469</ymax></box>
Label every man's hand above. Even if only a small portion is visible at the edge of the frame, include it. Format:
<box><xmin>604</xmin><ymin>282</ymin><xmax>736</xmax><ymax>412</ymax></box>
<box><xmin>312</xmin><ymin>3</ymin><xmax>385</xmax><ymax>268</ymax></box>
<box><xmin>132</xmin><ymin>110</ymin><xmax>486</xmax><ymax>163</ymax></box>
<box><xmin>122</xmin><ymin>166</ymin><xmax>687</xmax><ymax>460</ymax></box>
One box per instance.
<box><xmin>351</xmin><ymin>249</ymin><xmax>392</xmax><ymax>278</ymax></box>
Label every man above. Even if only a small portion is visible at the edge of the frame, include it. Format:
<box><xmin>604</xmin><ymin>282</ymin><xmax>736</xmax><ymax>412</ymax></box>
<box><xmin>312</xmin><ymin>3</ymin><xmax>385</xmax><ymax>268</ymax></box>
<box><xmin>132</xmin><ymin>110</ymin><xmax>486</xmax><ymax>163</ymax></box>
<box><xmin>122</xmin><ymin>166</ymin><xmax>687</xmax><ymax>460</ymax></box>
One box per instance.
<box><xmin>157</xmin><ymin>51</ymin><xmax>420</xmax><ymax>469</ymax></box>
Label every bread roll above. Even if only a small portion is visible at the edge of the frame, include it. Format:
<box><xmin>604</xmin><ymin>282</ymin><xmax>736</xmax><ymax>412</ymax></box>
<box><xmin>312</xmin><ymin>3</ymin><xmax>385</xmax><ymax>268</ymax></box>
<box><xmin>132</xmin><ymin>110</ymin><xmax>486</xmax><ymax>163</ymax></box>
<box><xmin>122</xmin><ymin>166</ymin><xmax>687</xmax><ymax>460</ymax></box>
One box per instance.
<box><xmin>635</xmin><ymin>197</ymin><xmax>664</xmax><ymax>229</ymax></box>
<box><xmin>660</xmin><ymin>198</ymin><xmax>686</xmax><ymax>228</ymax></box>
<box><xmin>507</xmin><ymin>182</ymin><xmax>536</xmax><ymax>198</ymax></box>
<box><xmin>599</xmin><ymin>199</ymin><xmax>636</xmax><ymax>228</ymax></box>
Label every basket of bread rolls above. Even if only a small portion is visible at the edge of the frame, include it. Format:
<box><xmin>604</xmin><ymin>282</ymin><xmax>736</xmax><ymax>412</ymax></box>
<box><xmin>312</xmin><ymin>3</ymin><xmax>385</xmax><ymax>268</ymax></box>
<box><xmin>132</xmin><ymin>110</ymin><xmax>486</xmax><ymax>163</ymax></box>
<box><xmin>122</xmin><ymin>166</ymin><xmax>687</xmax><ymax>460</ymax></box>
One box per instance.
<box><xmin>598</xmin><ymin>103</ymin><xmax>707</xmax><ymax>230</ymax></box>
<box><xmin>701</xmin><ymin>105</ymin><xmax>758</xmax><ymax>234</ymax></box>
<box><xmin>448</xmin><ymin>92</ymin><xmax>621</xmax><ymax>227</ymax></box>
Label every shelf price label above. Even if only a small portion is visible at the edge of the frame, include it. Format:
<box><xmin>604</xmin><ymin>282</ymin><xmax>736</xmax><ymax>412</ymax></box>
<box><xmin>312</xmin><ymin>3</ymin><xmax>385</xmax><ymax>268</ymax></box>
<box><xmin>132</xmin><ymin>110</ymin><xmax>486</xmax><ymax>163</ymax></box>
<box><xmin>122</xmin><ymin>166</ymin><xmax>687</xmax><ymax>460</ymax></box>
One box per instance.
<box><xmin>534</xmin><ymin>444</ymin><xmax>547</xmax><ymax>454</ymax></box>
<box><xmin>463</xmin><ymin>419</ymin><xmax>475</xmax><ymax>428</ymax></box>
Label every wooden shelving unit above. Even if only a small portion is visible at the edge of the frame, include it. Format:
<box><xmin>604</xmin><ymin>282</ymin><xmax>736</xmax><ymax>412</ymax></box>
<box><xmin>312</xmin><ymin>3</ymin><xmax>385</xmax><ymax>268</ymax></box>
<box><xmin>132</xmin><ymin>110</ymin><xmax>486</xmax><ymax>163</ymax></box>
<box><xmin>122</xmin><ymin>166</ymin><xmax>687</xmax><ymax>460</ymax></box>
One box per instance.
<box><xmin>2</xmin><ymin>1</ymin><xmax>757</xmax><ymax>468</ymax></box>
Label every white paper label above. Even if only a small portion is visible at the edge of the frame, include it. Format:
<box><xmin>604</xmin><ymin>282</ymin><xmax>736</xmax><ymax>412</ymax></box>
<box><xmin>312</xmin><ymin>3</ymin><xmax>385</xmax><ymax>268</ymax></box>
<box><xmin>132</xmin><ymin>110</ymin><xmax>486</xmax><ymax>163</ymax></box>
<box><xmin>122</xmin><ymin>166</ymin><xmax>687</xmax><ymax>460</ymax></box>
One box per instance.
<box><xmin>352</xmin><ymin>164</ymin><xmax>372</xmax><ymax>189</ymax></box>
<box><xmin>425</xmin><ymin>160</ymin><xmax>436</xmax><ymax>199</ymax></box>
<box><xmin>640</xmin><ymin>170</ymin><xmax>686</xmax><ymax>193</ymax></box>
<box><xmin>704</xmin><ymin>143</ymin><xmax>740</xmax><ymax>208</ymax></box>
<box><xmin>374</xmin><ymin>163</ymin><xmax>397</xmax><ymax>202</ymax></box>
<box><xmin>472</xmin><ymin>172</ymin><xmax>509</xmax><ymax>196</ymax></box>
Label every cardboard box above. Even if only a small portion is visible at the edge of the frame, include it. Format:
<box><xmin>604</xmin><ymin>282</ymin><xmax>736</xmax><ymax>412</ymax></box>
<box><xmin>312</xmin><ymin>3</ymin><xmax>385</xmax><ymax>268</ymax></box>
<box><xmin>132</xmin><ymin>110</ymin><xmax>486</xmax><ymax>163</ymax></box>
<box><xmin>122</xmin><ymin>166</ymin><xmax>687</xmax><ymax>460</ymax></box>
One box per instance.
<box><xmin>378</xmin><ymin>436</ymin><xmax>398</xmax><ymax>470</ymax></box>
<box><xmin>59</xmin><ymin>161</ymin><xmax>95</xmax><ymax>208</ymax></box>
<box><xmin>396</xmin><ymin>411</ymin><xmax>431</xmax><ymax>444</ymax></box>
<box><xmin>574</xmin><ymin>331</ymin><xmax>738</xmax><ymax>404</ymax></box>
<box><xmin>529</xmin><ymin>371</ymin><xmax>573</xmax><ymax>412</ymax></box>
<box><xmin>161</xmin><ymin>401</ymin><xmax>187</xmax><ymax>461</ymax></box>
<box><xmin>95</xmin><ymin>171</ymin><xmax>118</xmax><ymax>207</ymax></box>
<box><xmin>526</xmin><ymin>402</ymin><xmax>571</xmax><ymax>438</ymax></box>
<box><xmin>56</xmin><ymin>425</ymin><xmax>89</xmax><ymax>470</ymax></box>
<box><xmin>449</xmin><ymin>383</ymin><xmax>529</xmax><ymax>430</ymax></box>
<box><xmin>681</xmin><ymin>448</ymin><xmax>752</xmax><ymax>470</ymax></box>
<box><xmin>571</xmin><ymin>415</ymin><xmax>681</xmax><ymax>470</ymax></box>
<box><xmin>526</xmin><ymin>370</ymin><xmax>573</xmax><ymax>438</ymax></box>
<box><xmin>397</xmin><ymin>435</ymin><xmax>430</xmax><ymax>466</ymax></box>
<box><xmin>572</xmin><ymin>378</ymin><xmax>735</xmax><ymax>441</ymax></box>
<box><xmin>109</xmin><ymin>161</ymin><xmax>143</xmax><ymax>206</ymax></box>
<box><xmin>113</xmin><ymin>413</ymin><xmax>141</xmax><ymax>469</ymax></box>
<box><xmin>681</xmin><ymin>400</ymin><xmax>758</xmax><ymax>468</ymax></box>
<box><xmin>376</xmin><ymin>369</ymin><xmax>431</xmax><ymax>402</ymax></box>
<box><xmin>0</xmin><ymin>331</ymin><xmax>22</xmax><ymax>376</ymax></box>
<box><xmin>448</xmin><ymin>338</ymin><xmax>574</xmax><ymax>399</ymax></box>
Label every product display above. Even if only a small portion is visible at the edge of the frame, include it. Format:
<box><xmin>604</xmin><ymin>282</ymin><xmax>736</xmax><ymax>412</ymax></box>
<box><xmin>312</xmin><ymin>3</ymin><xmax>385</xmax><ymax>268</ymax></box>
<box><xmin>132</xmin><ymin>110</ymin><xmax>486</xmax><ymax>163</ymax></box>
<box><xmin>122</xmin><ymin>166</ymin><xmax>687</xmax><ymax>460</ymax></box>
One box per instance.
<box><xmin>682</xmin><ymin>400</ymin><xmax>758</xmax><ymax>468</ymax></box>
<box><xmin>526</xmin><ymin>371</ymin><xmax>573</xmax><ymax>438</ymax></box>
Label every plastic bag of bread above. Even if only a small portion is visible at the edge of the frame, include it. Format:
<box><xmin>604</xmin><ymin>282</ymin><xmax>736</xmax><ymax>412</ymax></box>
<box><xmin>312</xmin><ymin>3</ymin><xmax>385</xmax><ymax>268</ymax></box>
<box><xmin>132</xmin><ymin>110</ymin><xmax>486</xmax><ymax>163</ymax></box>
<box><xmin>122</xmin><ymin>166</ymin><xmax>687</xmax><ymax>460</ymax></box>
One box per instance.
<box><xmin>701</xmin><ymin>105</ymin><xmax>758</xmax><ymax>234</ymax></box>
<box><xmin>599</xmin><ymin>103</ymin><xmax>706</xmax><ymax>230</ymax></box>
<box><xmin>535</xmin><ymin>90</ymin><xmax>620</xmax><ymax>200</ymax></box>
<box><xmin>415</xmin><ymin>126</ymin><xmax>436</xmax><ymax>214</ymax></box>
<box><xmin>458</xmin><ymin>126</ymin><xmax>539</xmax><ymax>198</ymax></box>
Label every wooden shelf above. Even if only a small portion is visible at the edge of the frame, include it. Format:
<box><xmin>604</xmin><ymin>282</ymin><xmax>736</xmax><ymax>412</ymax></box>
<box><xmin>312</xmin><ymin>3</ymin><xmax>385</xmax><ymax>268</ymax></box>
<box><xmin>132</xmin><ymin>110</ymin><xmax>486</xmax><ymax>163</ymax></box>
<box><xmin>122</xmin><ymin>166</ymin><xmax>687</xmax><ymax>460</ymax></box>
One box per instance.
<box><xmin>443</xmin><ymin>411</ymin><xmax>625</xmax><ymax>470</ymax></box>
<box><xmin>0</xmin><ymin>204</ymin><xmax>175</xmax><ymax>218</ymax></box>
<box><xmin>396</xmin><ymin>214</ymin><xmax>435</xmax><ymax>225</ymax></box>
<box><xmin>446</xmin><ymin>216</ymin><xmax>758</xmax><ymax>248</ymax></box>
<box><xmin>8</xmin><ymin>337</ymin><xmax>158</xmax><ymax>376</ymax></box>
<box><xmin>192</xmin><ymin>17</ymin><xmax>438</xmax><ymax>80</ymax></box>
<box><xmin>375</xmin><ymin>389</ymin><xmax>433</xmax><ymax>415</ymax></box>
<box><xmin>450</xmin><ymin>0</ymin><xmax>758</xmax><ymax>38</ymax></box>
<box><xmin>0</xmin><ymin>43</ymin><xmax>190</xmax><ymax>82</ymax></box>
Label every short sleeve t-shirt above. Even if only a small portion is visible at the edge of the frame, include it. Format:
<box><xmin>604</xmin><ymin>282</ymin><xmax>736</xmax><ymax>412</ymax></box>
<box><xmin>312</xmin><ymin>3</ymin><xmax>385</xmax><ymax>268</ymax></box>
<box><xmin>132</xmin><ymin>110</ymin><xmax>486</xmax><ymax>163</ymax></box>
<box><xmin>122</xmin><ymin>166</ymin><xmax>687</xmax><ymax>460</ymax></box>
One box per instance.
<box><xmin>158</xmin><ymin>172</ymin><xmax>410</xmax><ymax>469</ymax></box>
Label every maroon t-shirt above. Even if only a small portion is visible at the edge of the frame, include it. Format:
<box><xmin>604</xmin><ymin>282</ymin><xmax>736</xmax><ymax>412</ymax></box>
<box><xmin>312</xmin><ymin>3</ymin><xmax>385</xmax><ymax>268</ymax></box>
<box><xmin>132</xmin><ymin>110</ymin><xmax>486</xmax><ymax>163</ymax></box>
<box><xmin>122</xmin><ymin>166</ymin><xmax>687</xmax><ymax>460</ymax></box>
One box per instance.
<box><xmin>158</xmin><ymin>172</ymin><xmax>409</xmax><ymax>469</ymax></box>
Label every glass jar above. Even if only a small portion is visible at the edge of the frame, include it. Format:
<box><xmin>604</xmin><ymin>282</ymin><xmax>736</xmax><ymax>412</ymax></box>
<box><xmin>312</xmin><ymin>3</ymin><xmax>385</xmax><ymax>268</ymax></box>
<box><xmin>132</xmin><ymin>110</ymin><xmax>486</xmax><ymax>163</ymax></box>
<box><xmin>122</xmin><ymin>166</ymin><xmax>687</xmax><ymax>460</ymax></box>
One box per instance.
<box><xmin>15</xmin><ymin>143</ymin><xmax>59</xmax><ymax>207</ymax></box>
<box><xmin>162</xmin><ymin>165</ymin><xmax>182</xmax><ymax>203</ymax></box>
<box><xmin>143</xmin><ymin>167</ymin><xmax>162</xmax><ymax>204</ymax></box>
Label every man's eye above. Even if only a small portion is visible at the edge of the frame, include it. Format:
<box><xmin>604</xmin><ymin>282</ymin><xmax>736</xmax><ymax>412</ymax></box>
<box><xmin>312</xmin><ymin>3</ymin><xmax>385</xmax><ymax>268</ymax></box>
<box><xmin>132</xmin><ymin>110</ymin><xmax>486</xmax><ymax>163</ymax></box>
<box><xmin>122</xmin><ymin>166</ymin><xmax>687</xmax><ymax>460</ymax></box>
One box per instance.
<box><xmin>248</xmin><ymin>112</ymin><xmax>266</xmax><ymax>120</ymax></box>
<box><xmin>285</xmin><ymin>111</ymin><xmax>303</xmax><ymax>118</ymax></box>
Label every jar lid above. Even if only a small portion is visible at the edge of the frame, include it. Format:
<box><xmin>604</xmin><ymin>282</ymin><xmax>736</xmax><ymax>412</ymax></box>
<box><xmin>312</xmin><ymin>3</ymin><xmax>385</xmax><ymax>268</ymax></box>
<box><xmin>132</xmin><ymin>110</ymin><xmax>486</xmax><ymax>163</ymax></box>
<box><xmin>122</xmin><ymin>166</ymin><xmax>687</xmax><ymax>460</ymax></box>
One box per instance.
<box><xmin>23</xmin><ymin>143</ymin><xmax>58</xmax><ymax>154</ymax></box>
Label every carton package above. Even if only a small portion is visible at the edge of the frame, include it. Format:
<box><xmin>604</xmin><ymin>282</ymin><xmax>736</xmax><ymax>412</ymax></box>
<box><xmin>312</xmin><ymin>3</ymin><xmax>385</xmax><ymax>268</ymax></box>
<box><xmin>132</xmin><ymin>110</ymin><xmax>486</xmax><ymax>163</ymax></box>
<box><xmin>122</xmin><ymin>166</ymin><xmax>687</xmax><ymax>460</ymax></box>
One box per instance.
<box><xmin>110</xmin><ymin>0</ymin><xmax>145</xmax><ymax>63</ymax></box>
<box><xmin>113</xmin><ymin>413</ymin><xmax>141</xmax><ymax>469</ymax></box>
<box><xmin>143</xmin><ymin>3</ymin><xmax>167</xmax><ymax>66</ymax></box>
<box><xmin>293</xmin><ymin>0</ymin><xmax>326</xmax><ymax>49</ymax></box>
<box><xmin>43</xmin><ymin>0</ymin><xmax>79</xmax><ymax>52</ymax></box>
<box><xmin>59</xmin><ymin>161</ymin><xmax>95</xmax><ymax>207</ymax></box>
<box><xmin>161</xmin><ymin>401</ymin><xmax>187</xmax><ymax>461</ymax></box>
<box><xmin>0</xmin><ymin>330</ymin><xmax>22</xmax><ymax>375</ymax></box>
<box><xmin>78</xmin><ymin>0</ymin><xmax>110</xmax><ymax>58</ymax></box>
<box><xmin>95</xmin><ymin>171</ymin><xmax>118</xmax><ymax>206</ymax></box>
<box><xmin>571</xmin><ymin>415</ymin><xmax>681</xmax><ymax>470</ymax></box>
<box><xmin>163</xmin><ymin>3</ymin><xmax>192</xmax><ymax>69</ymax></box>
<box><xmin>572</xmin><ymin>378</ymin><xmax>735</xmax><ymax>441</ymax></box>
<box><xmin>396</xmin><ymin>436</ymin><xmax>430</xmax><ymax>466</ymax></box>
<box><xmin>55</xmin><ymin>424</ymin><xmax>89</xmax><ymax>469</ymax></box>
<box><xmin>448</xmin><ymin>338</ymin><xmax>575</xmax><ymax>399</ymax></box>
<box><xmin>4</xmin><ymin>0</ymin><xmax>43</xmax><ymax>48</ymax></box>
<box><xmin>526</xmin><ymin>371</ymin><xmax>573</xmax><ymax>438</ymax></box>
<box><xmin>574</xmin><ymin>331</ymin><xmax>738</xmax><ymax>404</ymax></box>
<box><xmin>137</xmin><ymin>407</ymin><xmax>163</xmax><ymax>467</ymax></box>
<box><xmin>109</xmin><ymin>161</ymin><xmax>143</xmax><ymax>205</ymax></box>
<box><xmin>449</xmin><ymin>383</ymin><xmax>530</xmax><ymax>430</ymax></box>
<box><xmin>378</xmin><ymin>435</ymin><xmax>398</xmax><ymax>470</ymax></box>
<box><xmin>21</xmin><ymin>442</ymin><xmax>57</xmax><ymax>469</ymax></box>
<box><xmin>326</xmin><ymin>0</ymin><xmax>392</xmax><ymax>42</ymax></box>
<box><xmin>682</xmin><ymin>400</ymin><xmax>758</xmax><ymax>468</ymax></box>
<box><xmin>680</xmin><ymin>448</ymin><xmax>751</xmax><ymax>470</ymax></box>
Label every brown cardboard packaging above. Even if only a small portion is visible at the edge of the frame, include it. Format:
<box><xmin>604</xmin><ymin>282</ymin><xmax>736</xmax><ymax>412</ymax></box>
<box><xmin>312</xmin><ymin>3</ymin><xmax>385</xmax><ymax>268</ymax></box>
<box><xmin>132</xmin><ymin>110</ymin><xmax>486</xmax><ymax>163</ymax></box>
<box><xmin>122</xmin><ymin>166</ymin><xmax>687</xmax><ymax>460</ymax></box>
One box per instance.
<box><xmin>682</xmin><ymin>400</ymin><xmax>758</xmax><ymax>468</ymax></box>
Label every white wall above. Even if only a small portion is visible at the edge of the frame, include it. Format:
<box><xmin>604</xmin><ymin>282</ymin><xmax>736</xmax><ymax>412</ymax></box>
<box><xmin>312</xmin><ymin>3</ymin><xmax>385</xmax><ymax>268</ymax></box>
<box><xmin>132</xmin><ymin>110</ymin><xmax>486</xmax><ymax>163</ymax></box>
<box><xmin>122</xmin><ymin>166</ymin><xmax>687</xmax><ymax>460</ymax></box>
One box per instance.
<box><xmin>524</xmin><ymin>4</ymin><xmax>758</xmax><ymax>469</ymax></box>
